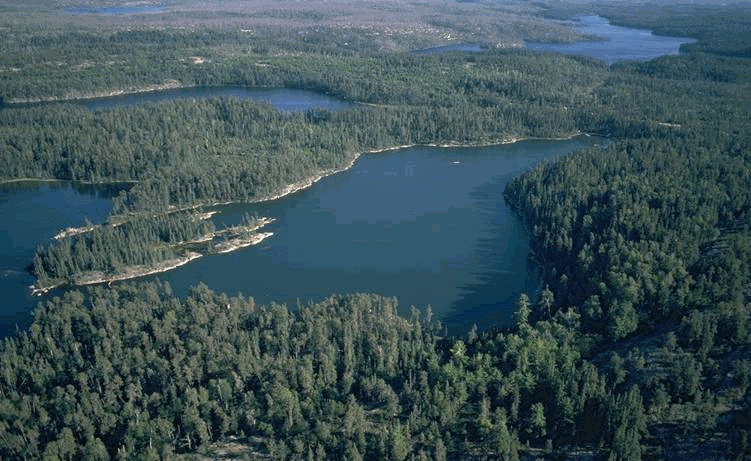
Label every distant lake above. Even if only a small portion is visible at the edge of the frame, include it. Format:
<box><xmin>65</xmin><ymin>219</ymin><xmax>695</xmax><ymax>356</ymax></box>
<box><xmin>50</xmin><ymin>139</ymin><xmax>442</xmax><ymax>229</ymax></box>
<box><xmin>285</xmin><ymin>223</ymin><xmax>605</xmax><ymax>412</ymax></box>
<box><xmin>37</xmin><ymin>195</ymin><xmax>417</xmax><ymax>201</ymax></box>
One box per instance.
<box><xmin>0</xmin><ymin>137</ymin><xmax>600</xmax><ymax>338</ymax></box>
<box><xmin>6</xmin><ymin>87</ymin><xmax>355</xmax><ymax>113</ymax></box>
<box><xmin>75</xmin><ymin>87</ymin><xmax>355</xmax><ymax>112</ymax></box>
<box><xmin>414</xmin><ymin>43</ymin><xmax>488</xmax><ymax>56</ymax></box>
<box><xmin>525</xmin><ymin>15</ymin><xmax>696</xmax><ymax>64</ymax></box>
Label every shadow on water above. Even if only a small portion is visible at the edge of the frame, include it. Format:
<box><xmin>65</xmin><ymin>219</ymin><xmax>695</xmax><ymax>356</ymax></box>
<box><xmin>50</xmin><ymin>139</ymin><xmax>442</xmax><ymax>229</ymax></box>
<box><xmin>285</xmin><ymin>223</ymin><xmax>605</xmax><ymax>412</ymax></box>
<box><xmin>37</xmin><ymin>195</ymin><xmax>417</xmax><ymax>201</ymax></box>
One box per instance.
<box><xmin>442</xmin><ymin>175</ymin><xmax>539</xmax><ymax>336</ymax></box>
<box><xmin>0</xmin><ymin>180</ymin><xmax>131</xmax><ymax>338</ymax></box>
<box><xmin>67</xmin><ymin>181</ymin><xmax>132</xmax><ymax>199</ymax></box>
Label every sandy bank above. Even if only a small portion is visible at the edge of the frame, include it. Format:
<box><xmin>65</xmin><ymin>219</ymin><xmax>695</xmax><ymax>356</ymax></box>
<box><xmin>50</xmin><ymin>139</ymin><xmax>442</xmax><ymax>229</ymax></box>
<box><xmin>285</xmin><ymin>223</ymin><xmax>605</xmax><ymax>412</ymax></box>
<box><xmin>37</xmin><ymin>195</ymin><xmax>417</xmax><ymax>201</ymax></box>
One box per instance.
<box><xmin>6</xmin><ymin>81</ymin><xmax>182</xmax><ymax>105</ymax></box>
<box><xmin>74</xmin><ymin>251</ymin><xmax>203</xmax><ymax>287</ymax></box>
<box><xmin>215</xmin><ymin>232</ymin><xmax>274</xmax><ymax>254</ymax></box>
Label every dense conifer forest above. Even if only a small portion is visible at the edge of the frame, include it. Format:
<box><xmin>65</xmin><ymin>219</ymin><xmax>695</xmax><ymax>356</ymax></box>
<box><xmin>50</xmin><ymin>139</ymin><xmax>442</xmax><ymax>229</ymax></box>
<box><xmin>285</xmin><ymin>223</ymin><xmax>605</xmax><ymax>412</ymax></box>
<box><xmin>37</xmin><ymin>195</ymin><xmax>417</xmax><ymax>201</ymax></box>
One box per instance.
<box><xmin>1</xmin><ymin>1</ymin><xmax>751</xmax><ymax>459</ymax></box>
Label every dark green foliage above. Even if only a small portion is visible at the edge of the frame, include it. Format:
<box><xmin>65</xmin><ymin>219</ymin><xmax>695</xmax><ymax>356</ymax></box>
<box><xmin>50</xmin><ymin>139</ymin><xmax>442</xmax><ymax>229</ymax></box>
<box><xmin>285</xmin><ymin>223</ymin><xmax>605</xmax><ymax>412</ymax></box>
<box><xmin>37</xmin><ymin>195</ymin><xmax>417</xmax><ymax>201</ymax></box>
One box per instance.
<box><xmin>2</xmin><ymin>7</ymin><xmax>751</xmax><ymax>459</ymax></box>
<box><xmin>33</xmin><ymin>211</ymin><xmax>215</xmax><ymax>288</ymax></box>
<box><xmin>597</xmin><ymin>4</ymin><xmax>751</xmax><ymax>58</ymax></box>
<box><xmin>0</xmin><ymin>281</ymin><xmax>640</xmax><ymax>460</ymax></box>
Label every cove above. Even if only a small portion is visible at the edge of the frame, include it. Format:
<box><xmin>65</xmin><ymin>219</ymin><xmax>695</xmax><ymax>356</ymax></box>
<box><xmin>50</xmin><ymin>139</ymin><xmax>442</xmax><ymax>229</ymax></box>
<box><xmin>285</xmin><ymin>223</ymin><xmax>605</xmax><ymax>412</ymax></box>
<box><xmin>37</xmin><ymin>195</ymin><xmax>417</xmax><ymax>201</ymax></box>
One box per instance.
<box><xmin>526</xmin><ymin>15</ymin><xmax>695</xmax><ymax>64</ymax></box>
<box><xmin>137</xmin><ymin>136</ymin><xmax>600</xmax><ymax>335</ymax></box>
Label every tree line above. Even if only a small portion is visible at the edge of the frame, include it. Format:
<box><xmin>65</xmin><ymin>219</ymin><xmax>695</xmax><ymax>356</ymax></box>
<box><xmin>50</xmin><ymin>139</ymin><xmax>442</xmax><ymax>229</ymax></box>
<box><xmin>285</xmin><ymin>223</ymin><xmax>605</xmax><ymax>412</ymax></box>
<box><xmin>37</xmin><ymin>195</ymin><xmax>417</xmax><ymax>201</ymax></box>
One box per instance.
<box><xmin>0</xmin><ymin>282</ymin><xmax>653</xmax><ymax>460</ymax></box>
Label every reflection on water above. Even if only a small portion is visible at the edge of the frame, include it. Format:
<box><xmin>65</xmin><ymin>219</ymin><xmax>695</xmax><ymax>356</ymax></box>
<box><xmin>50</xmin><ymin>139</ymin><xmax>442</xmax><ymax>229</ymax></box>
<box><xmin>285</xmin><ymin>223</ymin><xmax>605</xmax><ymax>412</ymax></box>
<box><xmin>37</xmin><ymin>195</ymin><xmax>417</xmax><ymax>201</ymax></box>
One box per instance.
<box><xmin>443</xmin><ymin>178</ymin><xmax>537</xmax><ymax>333</ymax></box>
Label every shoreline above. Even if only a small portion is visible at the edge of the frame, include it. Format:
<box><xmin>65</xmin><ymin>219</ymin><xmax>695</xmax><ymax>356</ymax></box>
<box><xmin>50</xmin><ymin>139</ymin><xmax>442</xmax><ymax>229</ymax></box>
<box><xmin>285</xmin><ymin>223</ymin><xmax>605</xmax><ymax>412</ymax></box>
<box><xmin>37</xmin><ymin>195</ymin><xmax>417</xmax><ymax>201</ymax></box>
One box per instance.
<box><xmin>3</xmin><ymin>82</ymin><xmax>324</xmax><ymax>106</ymax></box>
<box><xmin>5</xmin><ymin>81</ymin><xmax>183</xmax><ymax>105</ymax></box>
<box><xmin>27</xmin><ymin>132</ymin><xmax>587</xmax><ymax>294</ymax></box>
<box><xmin>30</xmin><ymin>252</ymin><xmax>203</xmax><ymax>296</ymax></box>
<box><xmin>0</xmin><ymin>177</ymin><xmax>138</xmax><ymax>186</ymax></box>
<box><xmin>31</xmin><ymin>216</ymin><xmax>276</xmax><ymax>294</ymax></box>
<box><xmin>242</xmin><ymin>131</ymin><xmax>586</xmax><ymax>205</ymax></box>
<box><xmin>215</xmin><ymin>232</ymin><xmax>274</xmax><ymax>254</ymax></box>
<box><xmin>68</xmin><ymin>131</ymin><xmax>587</xmax><ymax>223</ymax></box>
<box><xmin>215</xmin><ymin>217</ymin><xmax>275</xmax><ymax>236</ymax></box>
<box><xmin>75</xmin><ymin>251</ymin><xmax>204</xmax><ymax>287</ymax></box>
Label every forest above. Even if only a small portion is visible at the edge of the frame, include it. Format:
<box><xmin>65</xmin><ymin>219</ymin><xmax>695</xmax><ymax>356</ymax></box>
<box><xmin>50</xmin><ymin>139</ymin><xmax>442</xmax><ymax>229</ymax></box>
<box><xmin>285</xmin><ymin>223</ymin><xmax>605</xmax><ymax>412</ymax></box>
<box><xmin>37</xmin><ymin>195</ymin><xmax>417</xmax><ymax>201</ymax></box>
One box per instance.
<box><xmin>1</xmin><ymin>1</ymin><xmax>751</xmax><ymax>459</ymax></box>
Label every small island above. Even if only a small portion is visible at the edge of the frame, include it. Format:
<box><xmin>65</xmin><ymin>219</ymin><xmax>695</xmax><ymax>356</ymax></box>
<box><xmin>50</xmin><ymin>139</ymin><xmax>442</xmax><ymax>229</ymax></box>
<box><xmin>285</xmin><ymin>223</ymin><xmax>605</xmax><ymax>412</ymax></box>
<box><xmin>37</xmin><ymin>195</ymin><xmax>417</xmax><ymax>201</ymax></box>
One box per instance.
<box><xmin>31</xmin><ymin>212</ymin><xmax>274</xmax><ymax>294</ymax></box>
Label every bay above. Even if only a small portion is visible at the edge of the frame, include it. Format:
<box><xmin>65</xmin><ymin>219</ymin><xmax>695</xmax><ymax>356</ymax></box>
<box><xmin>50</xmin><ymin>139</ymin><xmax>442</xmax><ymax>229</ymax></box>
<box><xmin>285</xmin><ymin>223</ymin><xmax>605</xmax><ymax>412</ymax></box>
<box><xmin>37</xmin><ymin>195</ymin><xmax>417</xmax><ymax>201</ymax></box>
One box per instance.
<box><xmin>0</xmin><ymin>137</ymin><xmax>599</xmax><ymax>337</ymax></box>
<box><xmin>139</xmin><ymin>136</ymin><xmax>599</xmax><ymax>335</ymax></box>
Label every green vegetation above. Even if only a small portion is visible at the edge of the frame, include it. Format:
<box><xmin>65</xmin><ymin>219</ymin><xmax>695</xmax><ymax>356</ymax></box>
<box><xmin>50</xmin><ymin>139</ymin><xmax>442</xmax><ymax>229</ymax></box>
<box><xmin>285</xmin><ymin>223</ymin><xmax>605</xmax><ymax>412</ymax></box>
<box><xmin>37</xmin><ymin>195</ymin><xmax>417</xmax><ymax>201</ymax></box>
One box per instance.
<box><xmin>1</xmin><ymin>1</ymin><xmax>751</xmax><ymax>459</ymax></box>
<box><xmin>595</xmin><ymin>3</ymin><xmax>751</xmax><ymax>59</ymax></box>
<box><xmin>0</xmin><ymin>282</ymin><xmax>640</xmax><ymax>460</ymax></box>
<box><xmin>32</xmin><ymin>210</ymin><xmax>214</xmax><ymax>289</ymax></box>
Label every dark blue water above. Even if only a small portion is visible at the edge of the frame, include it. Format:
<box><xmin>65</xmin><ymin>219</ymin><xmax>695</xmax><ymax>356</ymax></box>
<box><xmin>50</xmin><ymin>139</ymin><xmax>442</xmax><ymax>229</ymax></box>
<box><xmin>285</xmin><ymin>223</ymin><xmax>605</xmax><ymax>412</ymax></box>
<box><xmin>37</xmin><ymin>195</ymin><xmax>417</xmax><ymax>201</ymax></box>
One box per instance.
<box><xmin>414</xmin><ymin>43</ymin><xmax>488</xmax><ymax>56</ymax></box>
<box><xmin>76</xmin><ymin>87</ymin><xmax>355</xmax><ymax>112</ymax></box>
<box><xmin>0</xmin><ymin>181</ymin><xmax>127</xmax><ymax>337</ymax></box>
<box><xmin>139</xmin><ymin>137</ymin><xmax>598</xmax><ymax>334</ymax></box>
<box><xmin>0</xmin><ymin>138</ymin><xmax>598</xmax><ymax>337</ymax></box>
<box><xmin>526</xmin><ymin>15</ymin><xmax>695</xmax><ymax>64</ymax></box>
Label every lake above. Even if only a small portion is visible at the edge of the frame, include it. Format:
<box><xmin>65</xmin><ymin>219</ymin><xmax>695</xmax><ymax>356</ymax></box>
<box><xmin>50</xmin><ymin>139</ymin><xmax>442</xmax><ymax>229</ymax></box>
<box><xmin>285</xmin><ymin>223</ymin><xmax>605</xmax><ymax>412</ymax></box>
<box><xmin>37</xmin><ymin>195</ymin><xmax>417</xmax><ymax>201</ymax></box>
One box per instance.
<box><xmin>162</xmin><ymin>137</ymin><xmax>598</xmax><ymax>334</ymax></box>
<box><xmin>73</xmin><ymin>87</ymin><xmax>355</xmax><ymax>112</ymax></box>
<box><xmin>0</xmin><ymin>12</ymin><xmax>692</xmax><ymax>336</ymax></box>
<box><xmin>5</xmin><ymin>87</ymin><xmax>355</xmax><ymax>112</ymax></box>
<box><xmin>525</xmin><ymin>15</ymin><xmax>695</xmax><ymax>65</ymax></box>
<box><xmin>0</xmin><ymin>135</ymin><xmax>598</xmax><ymax>337</ymax></box>
<box><xmin>414</xmin><ymin>43</ymin><xmax>488</xmax><ymax>56</ymax></box>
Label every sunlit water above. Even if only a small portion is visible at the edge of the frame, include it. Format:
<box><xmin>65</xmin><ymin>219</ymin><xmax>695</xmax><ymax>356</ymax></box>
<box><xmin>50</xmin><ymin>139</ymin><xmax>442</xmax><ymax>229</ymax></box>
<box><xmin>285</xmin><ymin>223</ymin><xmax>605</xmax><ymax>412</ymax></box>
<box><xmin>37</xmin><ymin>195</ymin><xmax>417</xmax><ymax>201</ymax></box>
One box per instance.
<box><xmin>525</xmin><ymin>15</ymin><xmax>695</xmax><ymax>65</ymax></box>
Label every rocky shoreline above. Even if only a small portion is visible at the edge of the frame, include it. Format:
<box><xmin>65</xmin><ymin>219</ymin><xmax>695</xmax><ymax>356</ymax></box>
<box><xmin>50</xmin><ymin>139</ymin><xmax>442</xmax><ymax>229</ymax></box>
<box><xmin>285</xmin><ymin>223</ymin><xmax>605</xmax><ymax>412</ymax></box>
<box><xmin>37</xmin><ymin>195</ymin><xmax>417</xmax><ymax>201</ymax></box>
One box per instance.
<box><xmin>31</xmin><ymin>217</ymin><xmax>276</xmax><ymax>295</ymax></box>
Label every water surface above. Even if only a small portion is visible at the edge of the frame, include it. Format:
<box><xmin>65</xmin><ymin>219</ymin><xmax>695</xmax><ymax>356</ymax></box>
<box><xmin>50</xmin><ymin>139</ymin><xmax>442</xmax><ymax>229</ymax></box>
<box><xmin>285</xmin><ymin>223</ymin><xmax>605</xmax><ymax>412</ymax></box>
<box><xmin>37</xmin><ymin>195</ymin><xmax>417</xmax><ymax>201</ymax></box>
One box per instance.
<box><xmin>0</xmin><ymin>137</ymin><xmax>597</xmax><ymax>337</ymax></box>
<box><xmin>414</xmin><ymin>43</ymin><xmax>488</xmax><ymax>56</ymax></box>
<box><xmin>143</xmin><ymin>137</ymin><xmax>599</xmax><ymax>334</ymax></box>
<box><xmin>0</xmin><ymin>181</ymin><xmax>126</xmax><ymax>337</ymax></box>
<box><xmin>5</xmin><ymin>87</ymin><xmax>355</xmax><ymax>113</ymax></box>
<box><xmin>525</xmin><ymin>15</ymin><xmax>695</xmax><ymax>64</ymax></box>
<box><xmin>76</xmin><ymin>87</ymin><xmax>355</xmax><ymax>112</ymax></box>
